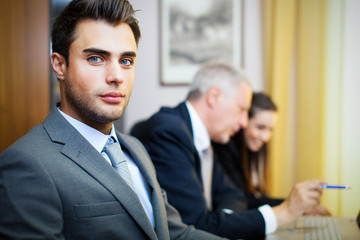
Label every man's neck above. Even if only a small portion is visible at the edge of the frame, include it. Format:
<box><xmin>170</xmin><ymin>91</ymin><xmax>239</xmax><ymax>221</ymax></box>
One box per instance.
<box><xmin>59</xmin><ymin>106</ymin><xmax>113</xmax><ymax>135</ymax></box>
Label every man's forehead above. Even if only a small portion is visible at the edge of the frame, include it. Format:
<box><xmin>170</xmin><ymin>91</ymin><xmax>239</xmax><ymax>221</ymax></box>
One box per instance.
<box><xmin>71</xmin><ymin>19</ymin><xmax>136</xmax><ymax>51</ymax></box>
<box><xmin>235</xmin><ymin>83</ymin><xmax>252</xmax><ymax>109</ymax></box>
<box><xmin>237</xmin><ymin>81</ymin><xmax>252</xmax><ymax>95</ymax></box>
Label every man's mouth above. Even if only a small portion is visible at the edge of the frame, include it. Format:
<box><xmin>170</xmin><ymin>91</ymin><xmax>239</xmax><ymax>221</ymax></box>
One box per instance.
<box><xmin>100</xmin><ymin>92</ymin><xmax>123</xmax><ymax>103</ymax></box>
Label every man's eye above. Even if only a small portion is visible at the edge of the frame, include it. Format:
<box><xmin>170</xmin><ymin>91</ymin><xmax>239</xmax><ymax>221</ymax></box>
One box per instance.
<box><xmin>88</xmin><ymin>56</ymin><xmax>102</xmax><ymax>63</ymax></box>
<box><xmin>120</xmin><ymin>58</ymin><xmax>133</xmax><ymax>66</ymax></box>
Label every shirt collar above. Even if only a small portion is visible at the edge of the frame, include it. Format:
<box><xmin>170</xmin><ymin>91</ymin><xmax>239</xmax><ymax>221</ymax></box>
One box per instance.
<box><xmin>185</xmin><ymin>101</ymin><xmax>210</xmax><ymax>153</ymax></box>
<box><xmin>58</xmin><ymin>108</ymin><xmax>118</xmax><ymax>153</ymax></box>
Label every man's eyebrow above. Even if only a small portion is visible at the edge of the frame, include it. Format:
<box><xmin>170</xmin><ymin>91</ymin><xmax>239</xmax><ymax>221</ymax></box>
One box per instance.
<box><xmin>83</xmin><ymin>48</ymin><xmax>110</xmax><ymax>56</ymax></box>
<box><xmin>82</xmin><ymin>48</ymin><xmax>136</xmax><ymax>58</ymax></box>
<box><xmin>122</xmin><ymin>51</ymin><xmax>137</xmax><ymax>58</ymax></box>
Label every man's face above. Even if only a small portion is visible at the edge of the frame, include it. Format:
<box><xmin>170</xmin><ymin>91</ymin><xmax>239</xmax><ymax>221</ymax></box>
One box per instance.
<box><xmin>210</xmin><ymin>82</ymin><xmax>252</xmax><ymax>144</ymax></box>
<box><xmin>57</xmin><ymin>19</ymin><xmax>137</xmax><ymax>131</ymax></box>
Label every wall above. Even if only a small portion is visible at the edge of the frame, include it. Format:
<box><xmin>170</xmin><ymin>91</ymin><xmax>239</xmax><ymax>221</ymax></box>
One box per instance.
<box><xmin>0</xmin><ymin>0</ymin><xmax>50</xmax><ymax>152</ymax></box>
<box><xmin>125</xmin><ymin>0</ymin><xmax>191</xmax><ymax>134</ymax></box>
<box><xmin>124</xmin><ymin>0</ymin><xmax>264</xmax><ymax>133</ymax></box>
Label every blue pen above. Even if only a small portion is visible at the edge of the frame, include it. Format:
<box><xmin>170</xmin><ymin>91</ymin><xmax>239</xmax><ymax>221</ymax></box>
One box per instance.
<box><xmin>321</xmin><ymin>184</ymin><xmax>351</xmax><ymax>189</ymax></box>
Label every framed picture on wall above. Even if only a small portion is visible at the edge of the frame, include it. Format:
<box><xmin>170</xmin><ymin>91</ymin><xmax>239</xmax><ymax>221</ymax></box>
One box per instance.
<box><xmin>160</xmin><ymin>0</ymin><xmax>242</xmax><ymax>85</ymax></box>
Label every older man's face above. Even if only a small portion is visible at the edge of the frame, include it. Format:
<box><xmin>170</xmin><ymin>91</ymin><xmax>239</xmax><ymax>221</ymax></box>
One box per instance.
<box><xmin>210</xmin><ymin>81</ymin><xmax>252</xmax><ymax>144</ymax></box>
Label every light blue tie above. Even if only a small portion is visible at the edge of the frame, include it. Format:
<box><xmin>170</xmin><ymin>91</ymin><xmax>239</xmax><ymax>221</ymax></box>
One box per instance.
<box><xmin>104</xmin><ymin>137</ymin><xmax>135</xmax><ymax>190</ymax></box>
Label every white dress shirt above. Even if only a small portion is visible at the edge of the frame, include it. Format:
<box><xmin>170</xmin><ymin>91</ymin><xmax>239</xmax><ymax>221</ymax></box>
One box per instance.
<box><xmin>184</xmin><ymin>102</ymin><xmax>277</xmax><ymax>234</ymax></box>
<box><xmin>185</xmin><ymin>101</ymin><xmax>213</xmax><ymax>210</ymax></box>
<box><xmin>58</xmin><ymin>108</ymin><xmax>155</xmax><ymax>228</ymax></box>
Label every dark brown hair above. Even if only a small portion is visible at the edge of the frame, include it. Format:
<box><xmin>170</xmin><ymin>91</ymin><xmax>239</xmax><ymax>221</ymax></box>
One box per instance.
<box><xmin>235</xmin><ymin>92</ymin><xmax>277</xmax><ymax>195</ymax></box>
<box><xmin>248</xmin><ymin>92</ymin><xmax>277</xmax><ymax>119</ymax></box>
<box><xmin>51</xmin><ymin>0</ymin><xmax>141</xmax><ymax>66</ymax></box>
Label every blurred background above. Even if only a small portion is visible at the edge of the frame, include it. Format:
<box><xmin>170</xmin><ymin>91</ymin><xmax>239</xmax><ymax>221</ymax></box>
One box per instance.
<box><xmin>0</xmin><ymin>0</ymin><xmax>359</xmax><ymax>217</ymax></box>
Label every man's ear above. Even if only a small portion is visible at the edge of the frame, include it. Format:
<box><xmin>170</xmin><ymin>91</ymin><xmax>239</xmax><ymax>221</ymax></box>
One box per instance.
<box><xmin>51</xmin><ymin>53</ymin><xmax>66</xmax><ymax>80</ymax></box>
<box><xmin>205</xmin><ymin>86</ymin><xmax>222</xmax><ymax>109</ymax></box>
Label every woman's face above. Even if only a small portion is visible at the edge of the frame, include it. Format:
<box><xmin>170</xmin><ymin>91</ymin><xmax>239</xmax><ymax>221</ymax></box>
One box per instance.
<box><xmin>244</xmin><ymin>109</ymin><xmax>277</xmax><ymax>152</ymax></box>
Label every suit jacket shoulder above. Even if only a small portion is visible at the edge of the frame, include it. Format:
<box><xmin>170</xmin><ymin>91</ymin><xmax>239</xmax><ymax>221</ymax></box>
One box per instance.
<box><xmin>0</xmin><ymin>108</ymin><xmax>225</xmax><ymax>240</ymax></box>
<box><xmin>0</xmin><ymin>109</ymin><xmax>157</xmax><ymax>239</ymax></box>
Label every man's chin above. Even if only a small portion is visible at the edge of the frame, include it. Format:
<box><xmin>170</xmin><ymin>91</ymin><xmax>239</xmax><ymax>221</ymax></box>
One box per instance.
<box><xmin>85</xmin><ymin>110</ymin><xmax>124</xmax><ymax>124</ymax></box>
<box><xmin>215</xmin><ymin>136</ymin><xmax>231</xmax><ymax>145</ymax></box>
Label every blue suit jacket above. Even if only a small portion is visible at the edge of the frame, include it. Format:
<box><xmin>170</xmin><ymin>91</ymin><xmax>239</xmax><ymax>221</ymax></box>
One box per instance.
<box><xmin>131</xmin><ymin>102</ymin><xmax>266</xmax><ymax>239</ymax></box>
<box><xmin>0</xmin><ymin>108</ymin><xmax>224</xmax><ymax>240</ymax></box>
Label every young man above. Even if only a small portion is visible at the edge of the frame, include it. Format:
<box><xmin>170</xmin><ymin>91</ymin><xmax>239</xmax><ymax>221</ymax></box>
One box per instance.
<box><xmin>131</xmin><ymin>62</ymin><xmax>327</xmax><ymax>239</ymax></box>
<box><xmin>0</xmin><ymin>1</ymin><xmax>225</xmax><ymax>239</ymax></box>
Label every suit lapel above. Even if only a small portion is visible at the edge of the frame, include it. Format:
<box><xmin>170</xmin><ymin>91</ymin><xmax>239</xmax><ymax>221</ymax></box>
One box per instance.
<box><xmin>44</xmin><ymin>109</ymin><xmax>158</xmax><ymax>240</ymax></box>
<box><xmin>118</xmin><ymin>135</ymin><xmax>170</xmax><ymax>240</ymax></box>
<box><xmin>177</xmin><ymin>103</ymin><xmax>203</xmax><ymax>178</ymax></box>
<box><xmin>118</xmin><ymin>135</ymin><xmax>155</xmax><ymax>189</ymax></box>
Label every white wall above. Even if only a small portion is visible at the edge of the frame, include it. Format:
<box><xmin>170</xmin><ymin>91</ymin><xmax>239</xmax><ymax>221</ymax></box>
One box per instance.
<box><xmin>124</xmin><ymin>0</ymin><xmax>264</xmax><ymax>133</ymax></box>
<box><xmin>340</xmin><ymin>0</ymin><xmax>360</xmax><ymax>216</ymax></box>
<box><xmin>124</xmin><ymin>0</ymin><xmax>189</xmax><ymax>133</ymax></box>
<box><xmin>242</xmin><ymin>0</ymin><xmax>265</xmax><ymax>92</ymax></box>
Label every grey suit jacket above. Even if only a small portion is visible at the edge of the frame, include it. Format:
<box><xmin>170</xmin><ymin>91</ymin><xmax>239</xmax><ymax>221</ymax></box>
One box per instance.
<box><xmin>0</xmin><ymin>108</ymin><xmax>225</xmax><ymax>240</ymax></box>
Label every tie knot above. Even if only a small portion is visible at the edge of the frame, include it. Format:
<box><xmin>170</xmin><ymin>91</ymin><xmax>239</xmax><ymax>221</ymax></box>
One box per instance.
<box><xmin>103</xmin><ymin>137</ymin><xmax>124</xmax><ymax>167</ymax></box>
<box><xmin>106</xmin><ymin>136</ymin><xmax>117</xmax><ymax>146</ymax></box>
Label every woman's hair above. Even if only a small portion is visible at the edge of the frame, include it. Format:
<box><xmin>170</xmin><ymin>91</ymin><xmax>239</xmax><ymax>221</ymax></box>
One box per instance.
<box><xmin>234</xmin><ymin>92</ymin><xmax>277</xmax><ymax>195</ymax></box>
<box><xmin>51</xmin><ymin>0</ymin><xmax>141</xmax><ymax>66</ymax></box>
<box><xmin>248</xmin><ymin>92</ymin><xmax>277</xmax><ymax>118</ymax></box>
<box><xmin>186</xmin><ymin>61</ymin><xmax>250</xmax><ymax>100</ymax></box>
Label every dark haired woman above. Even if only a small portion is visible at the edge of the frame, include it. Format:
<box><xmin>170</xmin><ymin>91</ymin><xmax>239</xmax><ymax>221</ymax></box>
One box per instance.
<box><xmin>213</xmin><ymin>92</ymin><xmax>330</xmax><ymax>215</ymax></box>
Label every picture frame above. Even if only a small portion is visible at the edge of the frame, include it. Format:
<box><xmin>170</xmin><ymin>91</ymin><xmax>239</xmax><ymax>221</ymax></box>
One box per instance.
<box><xmin>160</xmin><ymin>0</ymin><xmax>242</xmax><ymax>85</ymax></box>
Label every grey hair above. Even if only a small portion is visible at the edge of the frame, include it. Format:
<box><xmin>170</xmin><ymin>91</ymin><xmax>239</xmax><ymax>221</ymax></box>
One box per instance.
<box><xmin>186</xmin><ymin>61</ymin><xmax>250</xmax><ymax>100</ymax></box>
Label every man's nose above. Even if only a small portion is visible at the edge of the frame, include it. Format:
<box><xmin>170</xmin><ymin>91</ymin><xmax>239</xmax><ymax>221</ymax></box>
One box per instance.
<box><xmin>106</xmin><ymin>61</ymin><xmax>124</xmax><ymax>84</ymax></box>
<box><xmin>238</xmin><ymin>113</ymin><xmax>248</xmax><ymax>128</ymax></box>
